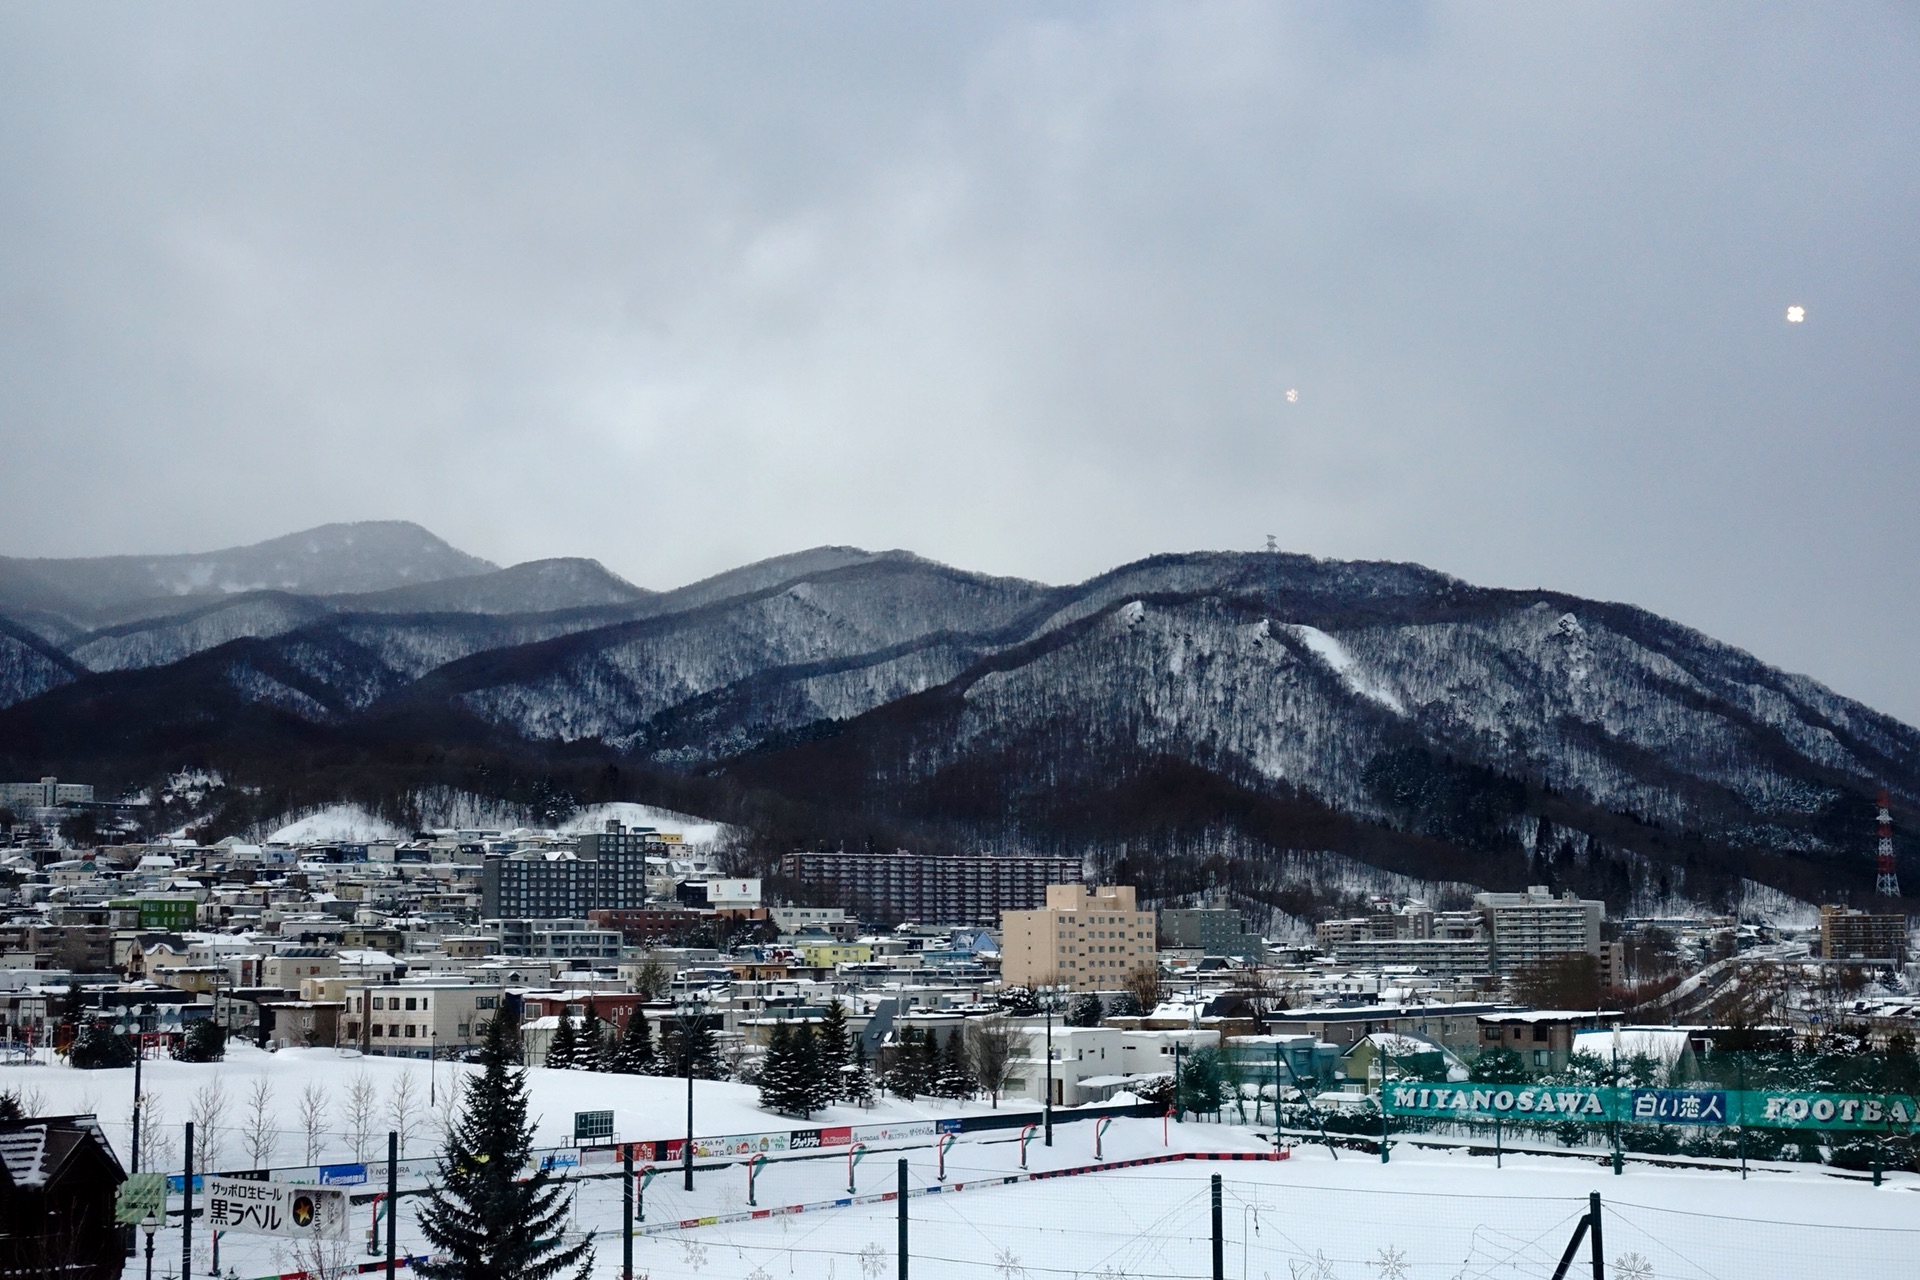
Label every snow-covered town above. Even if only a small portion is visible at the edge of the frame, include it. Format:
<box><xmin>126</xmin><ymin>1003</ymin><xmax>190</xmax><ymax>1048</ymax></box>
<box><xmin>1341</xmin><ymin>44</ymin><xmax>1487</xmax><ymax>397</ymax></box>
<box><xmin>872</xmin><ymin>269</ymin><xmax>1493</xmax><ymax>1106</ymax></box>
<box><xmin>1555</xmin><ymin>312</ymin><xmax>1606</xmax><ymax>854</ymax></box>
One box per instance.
<box><xmin>4</xmin><ymin>7</ymin><xmax>1917</xmax><ymax>1277</ymax></box>
<box><xmin>0</xmin><ymin>782</ymin><xmax>1916</xmax><ymax>1277</ymax></box>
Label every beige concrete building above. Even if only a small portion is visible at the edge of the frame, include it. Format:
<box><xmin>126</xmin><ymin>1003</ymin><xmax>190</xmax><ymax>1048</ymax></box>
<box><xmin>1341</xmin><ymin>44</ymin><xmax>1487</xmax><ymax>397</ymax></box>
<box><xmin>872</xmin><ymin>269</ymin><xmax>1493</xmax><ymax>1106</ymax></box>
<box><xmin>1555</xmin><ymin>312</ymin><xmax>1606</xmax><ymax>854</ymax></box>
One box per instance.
<box><xmin>1000</xmin><ymin>884</ymin><xmax>1156</xmax><ymax>992</ymax></box>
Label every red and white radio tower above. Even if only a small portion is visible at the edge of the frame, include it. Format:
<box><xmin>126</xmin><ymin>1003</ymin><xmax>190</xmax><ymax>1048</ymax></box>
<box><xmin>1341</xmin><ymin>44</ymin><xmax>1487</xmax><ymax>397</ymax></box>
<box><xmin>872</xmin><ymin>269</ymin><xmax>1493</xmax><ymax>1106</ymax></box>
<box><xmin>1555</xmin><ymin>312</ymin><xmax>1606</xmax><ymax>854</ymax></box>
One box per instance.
<box><xmin>1875</xmin><ymin>787</ymin><xmax>1901</xmax><ymax>898</ymax></box>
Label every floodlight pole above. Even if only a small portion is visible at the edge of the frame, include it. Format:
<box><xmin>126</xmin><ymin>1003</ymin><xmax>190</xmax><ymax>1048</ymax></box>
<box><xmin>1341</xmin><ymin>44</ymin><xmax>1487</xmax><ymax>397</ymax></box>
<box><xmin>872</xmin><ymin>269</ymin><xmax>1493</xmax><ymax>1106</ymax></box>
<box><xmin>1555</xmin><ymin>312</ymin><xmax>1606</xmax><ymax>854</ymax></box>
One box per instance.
<box><xmin>1043</xmin><ymin>988</ymin><xmax>1054</xmax><ymax>1146</ymax></box>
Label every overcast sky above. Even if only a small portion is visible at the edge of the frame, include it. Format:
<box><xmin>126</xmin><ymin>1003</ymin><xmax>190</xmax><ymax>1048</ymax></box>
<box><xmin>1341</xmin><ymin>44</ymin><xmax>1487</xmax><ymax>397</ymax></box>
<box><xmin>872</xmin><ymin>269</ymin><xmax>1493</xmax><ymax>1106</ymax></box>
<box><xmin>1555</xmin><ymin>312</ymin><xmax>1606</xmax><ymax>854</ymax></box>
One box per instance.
<box><xmin>1</xmin><ymin>4</ymin><xmax>1916</xmax><ymax>720</ymax></box>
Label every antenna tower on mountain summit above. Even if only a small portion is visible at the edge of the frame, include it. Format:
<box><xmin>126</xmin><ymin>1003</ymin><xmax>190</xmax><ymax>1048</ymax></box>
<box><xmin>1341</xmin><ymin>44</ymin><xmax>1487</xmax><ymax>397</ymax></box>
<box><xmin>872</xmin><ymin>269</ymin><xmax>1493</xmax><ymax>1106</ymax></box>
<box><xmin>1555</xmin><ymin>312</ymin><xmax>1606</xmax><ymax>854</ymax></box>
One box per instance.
<box><xmin>1875</xmin><ymin>787</ymin><xmax>1900</xmax><ymax>898</ymax></box>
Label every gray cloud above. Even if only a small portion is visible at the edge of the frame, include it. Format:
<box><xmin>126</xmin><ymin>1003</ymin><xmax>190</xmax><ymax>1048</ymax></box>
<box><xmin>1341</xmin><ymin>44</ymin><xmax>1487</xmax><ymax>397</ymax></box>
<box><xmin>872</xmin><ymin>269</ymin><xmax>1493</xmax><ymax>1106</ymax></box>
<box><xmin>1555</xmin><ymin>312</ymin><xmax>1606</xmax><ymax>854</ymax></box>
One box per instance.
<box><xmin>1</xmin><ymin>3</ymin><xmax>1916</xmax><ymax>720</ymax></box>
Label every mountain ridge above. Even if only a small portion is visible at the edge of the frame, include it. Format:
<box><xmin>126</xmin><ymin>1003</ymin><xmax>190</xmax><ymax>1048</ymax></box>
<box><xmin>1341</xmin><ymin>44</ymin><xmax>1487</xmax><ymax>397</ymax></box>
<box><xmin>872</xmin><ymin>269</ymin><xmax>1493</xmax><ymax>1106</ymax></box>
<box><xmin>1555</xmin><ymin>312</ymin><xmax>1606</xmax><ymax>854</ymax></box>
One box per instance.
<box><xmin>1</xmin><ymin>523</ymin><xmax>1914</xmax><ymax>920</ymax></box>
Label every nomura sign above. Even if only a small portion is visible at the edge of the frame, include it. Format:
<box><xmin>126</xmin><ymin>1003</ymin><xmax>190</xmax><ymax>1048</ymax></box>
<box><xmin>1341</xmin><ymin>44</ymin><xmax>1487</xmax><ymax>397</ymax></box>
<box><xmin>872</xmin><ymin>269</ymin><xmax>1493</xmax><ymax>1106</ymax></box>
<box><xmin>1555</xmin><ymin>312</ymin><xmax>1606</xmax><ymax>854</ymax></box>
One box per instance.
<box><xmin>1384</xmin><ymin>1083</ymin><xmax>1920</xmax><ymax>1132</ymax></box>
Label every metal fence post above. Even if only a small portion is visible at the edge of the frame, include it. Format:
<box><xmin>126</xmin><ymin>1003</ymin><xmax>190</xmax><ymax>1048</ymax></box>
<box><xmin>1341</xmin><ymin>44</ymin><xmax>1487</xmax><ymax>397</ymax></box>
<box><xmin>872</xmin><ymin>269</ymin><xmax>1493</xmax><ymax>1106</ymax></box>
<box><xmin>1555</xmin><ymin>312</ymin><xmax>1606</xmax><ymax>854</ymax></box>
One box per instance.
<box><xmin>897</xmin><ymin>1158</ymin><xmax>909</xmax><ymax>1280</ymax></box>
<box><xmin>386</xmin><ymin>1131</ymin><xmax>398</xmax><ymax>1280</ymax></box>
<box><xmin>1588</xmin><ymin>1192</ymin><xmax>1604</xmax><ymax>1280</ymax></box>
<box><xmin>1210</xmin><ymin>1173</ymin><xmax>1224</xmax><ymax>1280</ymax></box>
<box><xmin>623</xmin><ymin>1145</ymin><xmax>634</xmax><ymax>1280</ymax></box>
<box><xmin>182</xmin><ymin>1121</ymin><xmax>193</xmax><ymax>1280</ymax></box>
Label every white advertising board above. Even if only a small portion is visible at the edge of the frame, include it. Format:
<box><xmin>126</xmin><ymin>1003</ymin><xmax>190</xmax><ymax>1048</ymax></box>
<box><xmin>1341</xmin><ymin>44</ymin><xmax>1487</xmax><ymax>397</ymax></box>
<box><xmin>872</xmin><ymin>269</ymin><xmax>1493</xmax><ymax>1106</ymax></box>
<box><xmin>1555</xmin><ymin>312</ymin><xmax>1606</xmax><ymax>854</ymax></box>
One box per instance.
<box><xmin>204</xmin><ymin>1178</ymin><xmax>350</xmax><ymax>1239</ymax></box>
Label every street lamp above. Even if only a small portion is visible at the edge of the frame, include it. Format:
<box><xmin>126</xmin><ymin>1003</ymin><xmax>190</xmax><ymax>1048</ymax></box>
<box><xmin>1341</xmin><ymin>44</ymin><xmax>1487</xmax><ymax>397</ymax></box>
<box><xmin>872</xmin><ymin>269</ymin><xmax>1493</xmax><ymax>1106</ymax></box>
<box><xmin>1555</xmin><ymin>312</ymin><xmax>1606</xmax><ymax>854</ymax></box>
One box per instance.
<box><xmin>673</xmin><ymin>991</ymin><xmax>704</xmax><ymax>1191</ymax></box>
<box><xmin>141</xmin><ymin>1212</ymin><xmax>158</xmax><ymax>1280</ymax></box>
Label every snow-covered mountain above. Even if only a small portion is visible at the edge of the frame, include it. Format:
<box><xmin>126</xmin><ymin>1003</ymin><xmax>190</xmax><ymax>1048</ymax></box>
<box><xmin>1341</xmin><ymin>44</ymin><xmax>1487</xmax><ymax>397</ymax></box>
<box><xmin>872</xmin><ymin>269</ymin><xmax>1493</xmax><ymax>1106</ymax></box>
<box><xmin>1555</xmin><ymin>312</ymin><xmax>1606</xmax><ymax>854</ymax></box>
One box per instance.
<box><xmin>0</xmin><ymin>520</ymin><xmax>497</xmax><ymax>627</ymax></box>
<box><xmin>2</xmin><ymin>533</ymin><xmax>1915</xmax><ymax>915</ymax></box>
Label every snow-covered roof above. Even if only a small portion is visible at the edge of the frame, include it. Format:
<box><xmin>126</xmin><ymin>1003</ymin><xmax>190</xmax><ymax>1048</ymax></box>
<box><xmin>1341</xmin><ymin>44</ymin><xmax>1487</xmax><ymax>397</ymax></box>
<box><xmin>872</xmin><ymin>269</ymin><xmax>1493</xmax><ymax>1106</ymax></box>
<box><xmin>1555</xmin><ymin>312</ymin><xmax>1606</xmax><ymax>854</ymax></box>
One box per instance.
<box><xmin>1572</xmin><ymin>1028</ymin><xmax>1694</xmax><ymax>1064</ymax></box>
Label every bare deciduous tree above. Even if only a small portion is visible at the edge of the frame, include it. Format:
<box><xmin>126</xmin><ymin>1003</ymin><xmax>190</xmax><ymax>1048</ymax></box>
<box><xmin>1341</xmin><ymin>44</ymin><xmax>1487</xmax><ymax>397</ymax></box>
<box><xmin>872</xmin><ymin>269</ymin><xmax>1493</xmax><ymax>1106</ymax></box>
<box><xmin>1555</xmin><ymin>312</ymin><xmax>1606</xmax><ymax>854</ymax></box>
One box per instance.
<box><xmin>343</xmin><ymin>1072</ymin><xmax>378</xmax><ymax>1161</ymax></box>
<box><xmin>386</xmin><ymin>1070</ymin><xmax>423</xmax><ymax>1157</ymax></box>
<box><xmin>136</xmin><ymin>1091</ymin><xmax>175</xmax><ymax>1171</ymax></box>
<box><xmin>1123</xmin><ymin>965</ymin><xmax>1165</xmax><ymax>1015</ymax></box>
<box><xmin>298</xmin><ymin>1080</ymin><xmax>331</xmax><ymax>1165</ymax></box>
<box><xmin>431</xmin><ymin>1068</ymin><xmax>462</xmax><ymax>1151</ymax></box>
<box><xmin>964</xmin><ymin>1016</ymin><xmax>1032</xmax><ymax>1109</ymax></box>
<box><xmin>277</xmin><ymin>1226</ymin><xmax>359</xmax><ymax>1280</ymax></box>
<box><xmin>190</xmin><ymin>1079</ymin><xmax>226</xmax><ymax>1172</ymax></box>
<box><xmin>243</xmin><ymin>1076</ymin><xmax>277</xmax><ymax>1170</ymax></box>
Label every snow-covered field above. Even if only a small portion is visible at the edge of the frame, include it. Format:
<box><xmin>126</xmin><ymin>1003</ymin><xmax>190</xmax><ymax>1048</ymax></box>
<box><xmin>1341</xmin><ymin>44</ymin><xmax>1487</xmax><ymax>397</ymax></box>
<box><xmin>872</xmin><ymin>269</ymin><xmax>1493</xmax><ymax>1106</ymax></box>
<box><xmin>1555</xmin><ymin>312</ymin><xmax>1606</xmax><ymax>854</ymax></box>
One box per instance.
<box><xmin>15</xmin><ymin>1047</ymin><xmax>1915</xmax><ymax>1279</ymax></box>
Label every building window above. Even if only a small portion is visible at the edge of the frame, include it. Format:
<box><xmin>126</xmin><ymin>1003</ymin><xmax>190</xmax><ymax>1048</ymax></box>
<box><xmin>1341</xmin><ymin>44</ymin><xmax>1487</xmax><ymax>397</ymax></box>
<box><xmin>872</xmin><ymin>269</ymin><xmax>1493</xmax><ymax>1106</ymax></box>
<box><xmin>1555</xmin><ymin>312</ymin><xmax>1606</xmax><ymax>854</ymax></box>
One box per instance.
<box><xmin>373</xmin><ymin>1025</ymin><xmax>384</xmax><ymax>1037</ymax></box>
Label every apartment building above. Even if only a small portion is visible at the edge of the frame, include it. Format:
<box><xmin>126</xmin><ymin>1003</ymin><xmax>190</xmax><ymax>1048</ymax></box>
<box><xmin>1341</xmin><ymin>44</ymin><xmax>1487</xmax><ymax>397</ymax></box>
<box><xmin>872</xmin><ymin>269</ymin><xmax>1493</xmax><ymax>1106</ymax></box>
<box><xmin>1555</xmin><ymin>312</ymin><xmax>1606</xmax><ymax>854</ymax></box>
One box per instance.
<box><xmin>487</xmin><ymin>917</ymin><xmax>623</xmax><ymax>962</ymax></box>
<box><xmin>1000</xmin><ymin>884</ymin><xmax>1156</xmax><ymax>992</ymax></box>
<box><xmin>780</xmin><ymin>850</ymin><xmax>1082</xmax><ymax>926</ymax></box>
<box><xmin>1160</xmin><ymin>907</ymin><xmax>1265</xmax><ymax>959</ymax></box>
<box><xmin>1316</xmin><ymin>905</ymin><xmax>1493</xmax><ymax>981</ymax></box>
<box><xmin>342</xmin><ymin>981</ymin><xmax>506</xmax><ymax>1057</ymax></box>
<box><xmin>1472</xmin><ymin>887</ymin><xmax>1604</xmax><ymax>975</ymax></box>
<box><xmin>1819</xmin><ymin>904</ymin><xmax>1909</xmax><ymax>963</ymax></box>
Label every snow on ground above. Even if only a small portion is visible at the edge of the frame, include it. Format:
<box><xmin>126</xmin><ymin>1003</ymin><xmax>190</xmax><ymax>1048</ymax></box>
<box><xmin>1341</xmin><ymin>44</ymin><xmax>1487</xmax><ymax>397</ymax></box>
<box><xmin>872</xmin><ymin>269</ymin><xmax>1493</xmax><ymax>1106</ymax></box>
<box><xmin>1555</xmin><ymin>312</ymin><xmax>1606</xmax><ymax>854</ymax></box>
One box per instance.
<box><xmin>266</xmin><ymin>805</ymin><xmax>404</xmax><ymax>844</ymax></box>
<box><xmin>24</xmin><ymin>1046</ymin><xmax>1915</xmax><ymax>1278</ymax></box>
<box><xmin>1283</xmin><ymin>624</ymin><xmax>1407</xmax><ymax>714</ymax></box>
<box><xmin>560</xmin><ymin>802</ymin><xmax>727</xmax><ymax>845</ymax></box>
<box><xmin>0</xmin><ymin>1043</ymin><xmax>996</xmax><ymax>1173</ymax></box>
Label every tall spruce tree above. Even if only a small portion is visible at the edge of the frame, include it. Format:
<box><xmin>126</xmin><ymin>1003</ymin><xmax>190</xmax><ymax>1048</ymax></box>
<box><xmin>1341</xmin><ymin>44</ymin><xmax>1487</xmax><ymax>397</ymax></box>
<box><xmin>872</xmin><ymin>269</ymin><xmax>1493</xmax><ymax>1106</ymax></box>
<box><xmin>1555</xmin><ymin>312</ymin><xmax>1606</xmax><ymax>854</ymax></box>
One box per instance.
<box><xmin>758</xmin><ymin>1022</ymin><xmax>803</xmax><ymax>1116</ymax></box>
<box><xmin>882</xmin><ymin>1027</ymin><xmax>922</xmax><ymax>1100</ymax></box>
<box><xmin>544</xmin><ymin>1016</ymin><xmax>579</xmax><ymax>1070</ymax></box>
<box><xmin>937</xmin><ymin>1029</ymin><xmax>975</xmax><ymax>1100</ymax></box>
<box><xmin>579</xmin><ymin>1004</ymin><xmax>607</xmax><ymax>1072</ymax></box>
<box><xmin>844</xmin><ymin>1037</ymin><xmax>877</xmax><ymax>1108</ymax></box>
<box><xmin>795</xmin><ymin>1025</ymin><xmax>834</xmax><ymax>1116</ymax></box>
<box><xmin>416</xmin><ymin>1014</ymin><xmax>593</xmax><ymax>1280</ymax></box>
<box><xmin>817</xmin><ymin>1002</ymin><xmax>850</xmax><ymax>1102</ymax></box>
<box><xmin>607</xmin><ymin>1009</ymin><xmax>654</xmax><ymax>1075</ymax></box>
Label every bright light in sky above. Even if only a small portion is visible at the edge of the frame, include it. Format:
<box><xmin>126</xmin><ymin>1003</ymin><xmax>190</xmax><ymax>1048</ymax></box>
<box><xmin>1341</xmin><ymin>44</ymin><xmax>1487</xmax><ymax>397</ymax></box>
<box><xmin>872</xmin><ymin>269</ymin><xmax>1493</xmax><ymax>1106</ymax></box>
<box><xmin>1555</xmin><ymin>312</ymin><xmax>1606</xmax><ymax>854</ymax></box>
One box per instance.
<box><xmin>1786</xmin><ymin>305</ymin><xmax>1806</xmax><ymax>323</ymax></box>
<box><xmin>1286</xmin><ymin>388</ymin><xmax>1299</xmax><ymax>402</ymax></box>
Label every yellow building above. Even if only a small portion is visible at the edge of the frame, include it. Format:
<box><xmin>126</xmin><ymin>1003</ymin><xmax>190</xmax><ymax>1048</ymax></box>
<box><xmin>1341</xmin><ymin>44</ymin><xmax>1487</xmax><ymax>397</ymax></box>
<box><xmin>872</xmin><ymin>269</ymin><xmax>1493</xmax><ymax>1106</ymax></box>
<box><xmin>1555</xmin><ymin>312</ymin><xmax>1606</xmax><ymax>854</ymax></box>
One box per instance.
<box><xmin>1000</xmin><ymin>884</ymin><xmax>1156</xmax><ymax>992</ymax></box>
<box><xmin>796</xmin><ymin>941</ymin><xmax>873</xmax><ymax>968</ymax></box>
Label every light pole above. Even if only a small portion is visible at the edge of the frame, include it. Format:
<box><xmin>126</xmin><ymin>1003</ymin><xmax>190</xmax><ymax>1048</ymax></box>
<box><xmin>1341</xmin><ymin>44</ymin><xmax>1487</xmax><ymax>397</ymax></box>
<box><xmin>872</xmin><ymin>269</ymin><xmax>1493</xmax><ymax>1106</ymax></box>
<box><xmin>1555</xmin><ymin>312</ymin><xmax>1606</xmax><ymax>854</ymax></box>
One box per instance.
<box><xmin>130</xmin><ymin>1006</ymin><xmax>148</xmax><ymax>1173</ymax></box>
<box><xmin>675</xmin><ymin>992</ymin><xmax>703</xmax><ymax>1191</ymax></box>
<box><xmin>1042</xmin><ymin>985</ymin><xmax>1055</xmax><ymax>1147</ymax></box>
<box><xmin>142</xmin><ymin>1213</ymin><xmax>158</xmax><ymax>1280</ymax></box>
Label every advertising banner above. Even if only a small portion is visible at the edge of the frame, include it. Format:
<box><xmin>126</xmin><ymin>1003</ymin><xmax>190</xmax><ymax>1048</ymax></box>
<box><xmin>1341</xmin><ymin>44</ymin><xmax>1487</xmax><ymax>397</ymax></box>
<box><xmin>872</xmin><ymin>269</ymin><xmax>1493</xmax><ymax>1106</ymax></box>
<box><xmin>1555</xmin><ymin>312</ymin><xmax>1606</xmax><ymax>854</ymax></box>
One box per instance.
<box><xmin>850</xmin><ymin>1121</ymin><xmax>938</xmax><ymax>1143</ymax></box>
<box><xmin>115</xmin><ymin>1173</ymin><xmax>166</xmax><ymax>1225</ymax></box>
<box><xmin>1742</xmin><ymin>1091</ymin><xmax>1920</xmax><ymax>1131</ymax></box>
<box><xmin>317</xmin><ymin>1163</ymin><xmax>367</xmax><ymax>1186</ymax></box>
<box><xmin>1384</xmin><ymin>1084</ymin><xmax>1611</xmax><ymax>1122</ymax></box>
<box><xmin>204</xmin><ymin>1178</ymin><xmax>349</xmax><ymax>1239</ymax></box>
<box><xmin>1384</xmin><ymin>1083</ymin><xmax>1920</xmax><ymax>1133</ymax></box>
<box><xmin>1626</xmin><ymin>1089</ymin><xmax>1730</xmax><ymax>1125</ymax></box>
<box><xmin>786</xmin><ymin>1126</ymin><xmax>854</xmax><ymax>1150</ymax></box>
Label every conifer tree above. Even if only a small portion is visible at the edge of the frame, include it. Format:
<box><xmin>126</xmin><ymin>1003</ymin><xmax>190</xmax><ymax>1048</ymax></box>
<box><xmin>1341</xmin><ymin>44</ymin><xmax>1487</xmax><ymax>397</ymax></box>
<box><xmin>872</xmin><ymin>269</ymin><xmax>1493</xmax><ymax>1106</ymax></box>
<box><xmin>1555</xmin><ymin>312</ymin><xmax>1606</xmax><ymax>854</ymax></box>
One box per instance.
<box><xmin>844</xmin><ymin>1037</ymin><xmax>877</xmax><ymax>1108</ymax></box>
<box><xmin>607</xmin><ymin>1009</ymin><xmax>654</xmax><ymax>1075</ymax></box>
<box><xmin>579</xmin><ymin>1003</ymin><xmax>607</xmax><ymax>1072</ymax></box>
<box><xmin>882</xmin><ymin>1027</ymin><xmax>922</xmax><ymax>1100</ymax></box>
<box><xmin>416</xmin><ymin>1014</ymin><xmax>594</xmax><ymax>1280</ymax></box>
<box><xmin>659</xmin><ymin>1012</ymin><xmax>720</xmax><ymax>1080</ymax></box>
<box><xmin>937</xmin><ymin>1029</ymin><xmax>975</xmax><ymax>1100</ymax></box>
<box><xmin>1066</xmin><ymin>993</ymin><xmax>1104</xmax><ymax>1027</ymax></box>
<box><xmin>757</xmin><ymin>1022</ymin><xmax>804</xmax><ymax>1116</ymax></box>
<box><xmin>795</xmin><ymin>1024</ymin><xmax>835</xmax><ymax>1116</ymax></box>
<box><xmin>544</xmin><ymin>1016</ymin><xmax>579</xmax><ymax>1070</ymax></box>
<box><xmin>914</xmin><ymin>1025</ymin><xmax>941</xmax><ymax>1094</ymax></box>
<box><xmin>817</xmin><ymin>1002</ymin><xmax>851</xmax><ymax>1102</ymax></box>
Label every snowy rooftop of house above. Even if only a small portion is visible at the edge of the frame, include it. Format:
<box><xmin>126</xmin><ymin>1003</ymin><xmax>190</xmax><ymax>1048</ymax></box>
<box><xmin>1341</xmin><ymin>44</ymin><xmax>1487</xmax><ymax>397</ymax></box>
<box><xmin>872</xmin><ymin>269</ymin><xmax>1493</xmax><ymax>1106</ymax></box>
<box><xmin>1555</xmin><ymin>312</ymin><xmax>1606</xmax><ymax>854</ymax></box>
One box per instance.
<box><xmin>1480</xmin><ymin>1010</ymin><xmax>1624</xmax><ymax>1024</ymax></box>
<box><xmin>1572</xmin><ymin>1028</ymin><xmax>1695</xmax><ymax>1062</ymax></box>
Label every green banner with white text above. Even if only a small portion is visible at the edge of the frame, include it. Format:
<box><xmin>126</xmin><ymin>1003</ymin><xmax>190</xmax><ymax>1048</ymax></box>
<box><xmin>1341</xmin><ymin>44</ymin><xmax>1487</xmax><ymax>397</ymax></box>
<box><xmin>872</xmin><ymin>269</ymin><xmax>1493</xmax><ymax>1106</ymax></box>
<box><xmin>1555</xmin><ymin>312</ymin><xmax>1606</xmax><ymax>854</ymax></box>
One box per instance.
<box><xmin>1382</xmin><ymin>1083</ymin><xmax>1920</xmax><ymax>1132</ymax></box>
